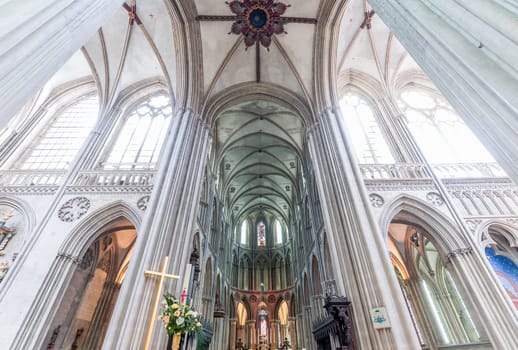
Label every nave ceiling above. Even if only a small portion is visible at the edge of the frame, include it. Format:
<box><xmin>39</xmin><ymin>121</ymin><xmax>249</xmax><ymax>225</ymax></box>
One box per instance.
<box><xmin>33</xmin><ymin>0</ymin><xmax>421</xmax><ymax>236</ymax></box>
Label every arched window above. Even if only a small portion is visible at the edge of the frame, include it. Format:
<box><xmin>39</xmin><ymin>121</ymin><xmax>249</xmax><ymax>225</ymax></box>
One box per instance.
<box><xmin>104</xmin><ymin>94</ymin><xmax>172</xmax><ymax>169</ymax></box>
<box><xmin>484</xmin><ymin>227</ymin><xmax>518</xmax><ymax>309</ymax></box>
<box><xmin>257</xmin><ymin>220</ymin><xmax>266</xmax><ymax>247</ymax></box>
<box><xmin>19</xmin><ymin>96</ymin><xmax>99</xmax><ymax>170</ymax></box>
<box><xmin>339</xmin><ymin>93</ymin><xmax>394</xmax><ymax>164</ymax></box>
<box><xmin>237</xmin><ymin>301</ymin><xmax>248</xmax><ymax>326</ymax></box>
<box><xmin>398</xmin><ymin>88</ymin><xmax>493</xmax><ymax>164</ymax></box>
<box><xmin>240</xmin><ymin>220</ymin><xmax>248</xmax><ymax>245</ymax></box>
<box><xmin>275</xmin><ymin>220</ymin><xmax>283</xmax><ymax>245</ymax></box>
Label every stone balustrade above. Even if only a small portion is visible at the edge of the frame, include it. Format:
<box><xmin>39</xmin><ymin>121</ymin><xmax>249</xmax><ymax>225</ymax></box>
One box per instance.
<box><xmin>0</xmin><ymin>170</ymin><xmax>66</xmax><ymax>187</ymax></box>
<box><xmin>431</xmin><ymin>163</ymin><xmax>506</xmax><ymax>179</ymax></box>
<box><xmin>359</xmin><ymin>163</ymin><xmax>429</xmax><ymax>180</ymax></box>
<box><xmin>71</xmin><ymin>170</ymin><xmax>155</xmax><ymax>187</ymax></box>
<box><xmin>359</xmin><ymin>162</ymin><xmax>506</xmax><ymax>180</ymax></box>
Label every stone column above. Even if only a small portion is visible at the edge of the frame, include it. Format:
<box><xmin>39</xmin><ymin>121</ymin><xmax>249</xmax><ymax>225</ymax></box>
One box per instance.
<box><xmin>0</xmin><ymin>0</ymin><xmax>125</xmax><ymax>129</ymax></box>
<box><xmin>303</xmin><ymin>306</ymin><xmax>314</xmax><ymax>350</ymax></box>
<box><xmin>82</xmin><ymin>281</ymin><xmax>121</xmax><ymax>349</ymax></box>
<box><xmin>296</xmin><ymin>313</ymin><xmax>304</xmax><ymax>350</ymax></box>
<box><xmin>229</xmin><ymin>319</ymin><xmax>237</xmax><ymax>350</ymax></box>
<box><xmin>201</xmin><ymin>296</ymin><xmax>215</xmax><ymax>323</ymax></box>
<box><xmin>288</xmin><ymin>317</ymin><xmax>297</xmax><ymax>350</ymax></box>
<box><xmin>307</xmin><ymin>106</ymin><xmax>421</xmax><ymax>349</ymax></box>
<box><xmin>383</xmin><ymin>89</ymin><xmax>518</xmax><ymax>346</ymax></box>
<box><xmin>402</xmin><ymin>279</ymin><xmax>437</xmax><ymax>348</ymax></box>
<box><xmin>249</xmin><ymin>321</ymin><xmax>256</xmax><ymax>350</ymax></box>
<box><xmin>101</xmin><ymin>109</ymin><xmax>210</xmax><ymax>349</ymax></box>
<box><xmin>270</xmin><ymin>321</ymin><xmax>276</xmax><ymax>349</ymax></box>
<box><xmin>210</xmin><ymin>318</ymin><xmax>225</xmax><ymax>350</ymax></box>
<box><xmin>311</xmin><ymin>294</ymin><xmax>326</xmax><ymax>319</ymax></box>
<box><xmin>369</xmin><ymin>0</ymin><xmax>518</xmax><ymax>182</ymax></box>
<box><xmin>446</xmin><ymin>249</ymin><xmax>518</xmax><ymax>348</ymax></box>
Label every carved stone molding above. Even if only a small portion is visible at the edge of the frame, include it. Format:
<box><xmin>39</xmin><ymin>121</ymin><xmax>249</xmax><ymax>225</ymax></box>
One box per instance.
<box><xmin>446</xmin><ymin>248</ymin><xmax>473</xmax><ymax>261</ymax></box>
<box><xmin>57</xmin><ymin>252</ymin><xmax>82</xmax><ymax>265</ymax></box>
<box><xmin>58</xmin><ymin>196</ymin><xmax>90</xmax><ymax>222</ymax></box>
<box><xmin>426</xmin><ymin>192</ymin><xmax>444</xmax><ymax>206</ymax></box>
<box><xmin>369</xmin><ymin>193</ymin><xmax>385</xmax><ymax>207</ymax></box>
<box><xmin>0</xmin><ymin>186</ymin><xmax>59</xmax><ymax>194</ymax></box>
<box><xmin>365</xmin><ymin>179</ymin><xmax>435</xmax><ymax>192</ymax></box>
<box><xmin>465</xmin><ymin>219</ymin><xmax>483</xmax><ymax>233</ymax></box>
<box><xmin>79</xmin><ymin>248</ymin><xmax>94</xmax><ymax>269</ymax></box>
<box><xmin>65</xmin><ymin>186</ymin><xmax>153</xmax><ymax>194</ymax></box>
<box><xmin>137</xmin><ymin>195</ymin><xmax>150</xmax><ymax>211</ymax></box>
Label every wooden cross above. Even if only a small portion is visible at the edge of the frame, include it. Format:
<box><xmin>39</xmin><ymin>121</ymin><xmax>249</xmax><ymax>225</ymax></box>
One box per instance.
<box><xmin>143</xmin><ymin>256</ymin><xmax>180</xmax><ymax>350</ymax></box>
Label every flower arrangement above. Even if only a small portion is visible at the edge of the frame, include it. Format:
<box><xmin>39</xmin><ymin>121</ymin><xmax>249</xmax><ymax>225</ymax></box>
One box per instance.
<box><xmin>159</xmin><ymin>293</ymin><xmax>202</xmax><ymax>335</ymax></box>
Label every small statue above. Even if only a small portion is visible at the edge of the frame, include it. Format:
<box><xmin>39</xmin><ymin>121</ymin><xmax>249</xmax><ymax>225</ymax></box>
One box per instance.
<box><xmin>281</xmin><ymin>337</ymin><xmax>291</xmax><ymax>349</ymax></box>
<box><xmin>236</xmin><ymin>338</ymin><xmax>245</xmax><ymax>350</ymax></box>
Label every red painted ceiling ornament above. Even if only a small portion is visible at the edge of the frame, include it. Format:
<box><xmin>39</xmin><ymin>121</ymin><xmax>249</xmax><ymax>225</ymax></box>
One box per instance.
<box><xmin>227</xmin><ymin>0</ymin><xmax>290</xmax><ymax>48</ymax></box>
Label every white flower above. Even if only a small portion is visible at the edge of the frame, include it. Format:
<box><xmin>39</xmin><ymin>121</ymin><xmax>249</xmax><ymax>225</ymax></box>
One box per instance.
<box><xmin>192</xmin><ymin>311</ymin><xmax>199</xmax><ymax>317</ymax></box>
<box><xmin>176</xmin><ymin>317</ymin><xmax>185</xmax><ymax>325</ymax></box>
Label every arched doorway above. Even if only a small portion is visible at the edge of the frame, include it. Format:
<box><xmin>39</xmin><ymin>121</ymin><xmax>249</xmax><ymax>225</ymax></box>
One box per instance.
<box><xmin>45</xmin><ymin>218</ymin><xmax>137</xmax><ymax>349</ymax></box>
<box><xmin>388</xmin><ymin>220</ymin><xmax>480</xmax><ymax>348</ymax></box>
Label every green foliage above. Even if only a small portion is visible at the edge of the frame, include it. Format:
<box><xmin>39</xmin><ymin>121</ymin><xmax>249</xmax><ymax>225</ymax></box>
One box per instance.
<box><xmin>159</xmin><ymin>294</ymin><xmax>202</xmax><ymax>335</ymax></box>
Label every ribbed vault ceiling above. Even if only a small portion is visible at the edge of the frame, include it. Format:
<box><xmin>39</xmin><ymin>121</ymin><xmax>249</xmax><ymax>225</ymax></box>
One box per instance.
<box><xmin>215</xmin><ymin>100</ymin><xmax>303</xmax><ymax>227</ymax></box>
<box><xmin>37</xmin><ymin>0</ymin><xmax>424</xmax><ymax>237</ymax></box>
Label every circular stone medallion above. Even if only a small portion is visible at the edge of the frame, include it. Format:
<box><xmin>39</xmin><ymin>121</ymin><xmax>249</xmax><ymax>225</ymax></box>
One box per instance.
<box><xmin>58</xmin><ymin>196</ymin><xmax>91</xmax><ymax>222</ymax></box>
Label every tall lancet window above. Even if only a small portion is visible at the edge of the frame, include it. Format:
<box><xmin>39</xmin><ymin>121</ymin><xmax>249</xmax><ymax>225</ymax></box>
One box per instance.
<box><xmin>19</xmin><ymin>96</ymin><xmax>99</xmax><ymax>170</ymax></box>
<box><xmin>275</xmin><ymin>220</ymin><xmax>283</xmax><ymax>245</ymax></box>
<box><xmin>257</xmin><ymin>221</ymin><xmax>266</xmax><ymax>247</ymax></box>
<box><xmin>398</xmin><ymin>88</ymin><xmax>494</xmax><ymax>164</ymax></box>
<box><xmin>104</xmin><ymin>94</ymin><xmax>172</xmax><ymax>169</ymax></box>
<box><xmin>240</xmin><ymin>220</ymin><xmax>248</xmax><ymax>245</ymax></box>
<box><xmin>339</xmin><ymin>93</ymin><xmax>394</xmax><ymax>164</ymax></box>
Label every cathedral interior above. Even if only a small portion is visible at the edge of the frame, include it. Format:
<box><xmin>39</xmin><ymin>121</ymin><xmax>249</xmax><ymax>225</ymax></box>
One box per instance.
<box><xmin>0</xmin><ymin>0</ymin><xmax>517</xmax><ymax>349</ymax></box>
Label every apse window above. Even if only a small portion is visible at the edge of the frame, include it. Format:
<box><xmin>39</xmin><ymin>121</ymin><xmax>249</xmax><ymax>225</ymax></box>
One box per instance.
<box><xmin>240</xmin><ymin>220</ymin><xmax>248</xmax><ymax>245</ymax></box>
<box><xmin>275</xmin><ymin>220</ymin><xmax>283</xmax><ymax>245</ymax></box>
<box><xmin>257</xmin><ymin>221</ymin><xmax>266</xmax><ymax>247</ymax></box>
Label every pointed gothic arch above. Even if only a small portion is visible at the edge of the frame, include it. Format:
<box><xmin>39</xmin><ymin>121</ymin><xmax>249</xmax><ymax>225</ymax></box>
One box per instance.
<box><xmin>478</xmin><ymin>221</ymin><xmax>518</xmax><ymax>309</ymax></box>
<box><xmin>11</xmin><ymin>201</ymin><xmax>140</xmax><ymax>347</ymax></box>
<box><xmin>311</xmin><ymin>255</ymin><xmax>323</xmax><ymax>295</ymax></box>
<box><xmin>380</xmin><ymin>194</ymin><xmax>469</xmax><ymax>255</ymax></box>
<box><xmin>383</xmin><ymin>195</ymin><xmax>482</xmax><ymax>347</ymax></box>
<box><xmin>203</xmin><ymin>257</ymin><xmax>213</xmax><ymax>298</ymax></box>
<box><xmin>0</xmin><ymin>196</ymin><xmax>35</xmax><ymax>296</ymax></box>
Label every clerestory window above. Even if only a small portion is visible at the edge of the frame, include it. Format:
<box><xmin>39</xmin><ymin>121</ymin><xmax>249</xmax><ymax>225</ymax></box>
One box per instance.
<box><xmin>19</xmin><ymin>96</ymin><xmax>99</xmax><ymax>170</ymax></box>
<box><xmin>104</xmin><ymin>94</ymin><xmax>172</xmax><ymax>169</ymax></box>
<box><xmin>339</xmin><ymin>93</ymin><xmax>394</xmax><ymax>164</ymax></box>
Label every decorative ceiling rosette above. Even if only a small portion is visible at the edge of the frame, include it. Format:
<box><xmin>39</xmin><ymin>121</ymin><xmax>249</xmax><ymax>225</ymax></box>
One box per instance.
<box><xmin>227</xmin><ymin>0</ymin><xmax>290</xmax><ymax>48</ymax></box>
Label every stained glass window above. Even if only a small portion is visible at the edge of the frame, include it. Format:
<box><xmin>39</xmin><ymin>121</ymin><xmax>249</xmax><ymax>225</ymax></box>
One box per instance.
<box><xmin>257</xmin><ymin>221</ymin><xmax>266</xmax><ymax>247</ymax></box>
<box><xmin>485</xmin><ymin>246</ymin><xmax>518</xmax><ymax>309</ymax></box>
